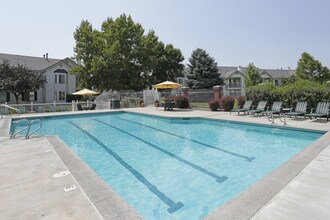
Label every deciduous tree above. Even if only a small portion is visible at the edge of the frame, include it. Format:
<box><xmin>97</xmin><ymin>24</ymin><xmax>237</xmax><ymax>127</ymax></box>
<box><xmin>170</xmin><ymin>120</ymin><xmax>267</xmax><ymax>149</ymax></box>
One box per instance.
<box><xmin>244</xmin><ymin>63</ymin><xmax>261</xmax><ymax>87</ymax></box>
<box><xmin>0</xmin><ymin>59</ymin><xmax>47</xmax><ymax>103</ymax></box>
<box><xmin>295</xmin><ymin>52</ymin><xmax>330</xmax><ymax>82</ymax></box>
<box><xmin>72</xmin><ymin>14</ymin><xmax>184</xmax><ymax>91</ymax></box>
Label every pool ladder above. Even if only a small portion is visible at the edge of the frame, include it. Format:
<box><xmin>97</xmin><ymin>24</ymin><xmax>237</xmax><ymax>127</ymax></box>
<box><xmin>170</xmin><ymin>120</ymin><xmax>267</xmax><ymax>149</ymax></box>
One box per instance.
<box><xmin>266</xmin><ymin>113</ymin><xmax>287</xmax><ymax>126</ymax></box>
<box><xmin>10</xmin><ymin>119</ymin><xmax>42</xmax><ymax>139</ymax></box>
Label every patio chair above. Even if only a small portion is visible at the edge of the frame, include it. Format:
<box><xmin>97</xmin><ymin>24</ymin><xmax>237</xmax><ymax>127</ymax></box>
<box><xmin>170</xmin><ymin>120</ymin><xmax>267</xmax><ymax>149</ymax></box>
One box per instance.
<box><xmin>77</xmin><ymin>103</ymin><xmax>84</xmax><ymax>111</ymax></box>
<box><xmin>246</xmin><ymin>101</ymin><xmax>267</xmax><ymax>115</ymax></box>
<box><xmin>306</xmin><ymin>102</ymin><xmax>330</xmax><ymax>121</ymax></box>
<box><xmin>285</xmin><ymin>102</ymin><xmax>307</xmax><ymax>118</ymax></box>
<box><xmin>89</xmin><ymin>104</ymin><xmax>96</xmax><ymax>110</ymax></box>
<box><xmin>261</xmin><ymin>101</ymin><xmax>282</xmax><ymax>115</ymax></box>
<box><xmin>164</xmin><ymin>100</ymin><xmax>174</xmax><ymax>111</ymax></box>
<box><xmin>230</xmin><ymin>100</ymin><xmax>253</xmax><ymax>115</ymax></box>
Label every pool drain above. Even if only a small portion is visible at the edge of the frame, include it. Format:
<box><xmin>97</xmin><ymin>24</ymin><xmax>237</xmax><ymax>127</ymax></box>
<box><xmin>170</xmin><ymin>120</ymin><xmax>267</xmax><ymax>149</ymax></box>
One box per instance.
<box><xmin>53</xmin><ymin>171</ymin><xmax>70</xmax><ymax>178</ymax></box>
<box><xmin>64</xmin><ymin>185</ymin><xmax>76</xmax><ymax>192</ymax></box>
<box><xmin>315</xmin><ymin>158</ymin><xmax>327</xmax><ymax>162</ymax></box>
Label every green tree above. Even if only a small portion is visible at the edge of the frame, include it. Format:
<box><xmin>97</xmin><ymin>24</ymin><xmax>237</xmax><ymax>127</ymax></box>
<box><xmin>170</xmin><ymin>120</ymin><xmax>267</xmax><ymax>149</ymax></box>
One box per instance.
<box><xmin>244</xmin><ymin>63</ymin><xmax>261</xmax><ymax>87</ymax></box>
<box><xmin>187</xmin><ymin>48</ymin><xmax>224</xmax><ymax>89</ymax></box>
<box><xmin>295</xmin><ymin>52</ymin><xmax>330</xmax><ymax>82</ymax></box>
<box><xmin>143</xmin><ymin>31</ymin><xmax>184</xmax><ymax>86</ymax></box>
<box><xmin>0</xmin><ymin>59</ymin><xmax>47</xmax><ymax>103</ymax></box>
<box><xmin>72</xmin><ymin>14</ymin><xmax>184</xmax><ymax>91</ymax></box>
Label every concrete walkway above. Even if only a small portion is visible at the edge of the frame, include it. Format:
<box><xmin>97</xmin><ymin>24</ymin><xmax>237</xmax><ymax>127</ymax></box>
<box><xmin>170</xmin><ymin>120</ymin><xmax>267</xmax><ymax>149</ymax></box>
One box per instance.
<box><xmin>0</xmin><ymin>136</ymin><xmax>102</xmax><ymax>220</ymax></box>
<box><xmin>1</xmin><ymin>107</ymin><xmax>330</xmax><ymax>219</ymax></box>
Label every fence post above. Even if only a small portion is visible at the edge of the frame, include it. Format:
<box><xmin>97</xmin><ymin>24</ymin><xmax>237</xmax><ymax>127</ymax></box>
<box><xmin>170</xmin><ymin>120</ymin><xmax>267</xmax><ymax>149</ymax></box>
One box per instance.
<box><xmin>31</xmin><ymin>101</ymin><xmax>34</xmax><ymax>112</ymax></box>
<box><xmin>213</xmin><ymin>85</ymin><xmax>223</xmax><ymax>102</ymax></box>
<box><xmin>71</xmin><ymin>100</ymin><xmax>75</xmax><ymax>111</ymax></box>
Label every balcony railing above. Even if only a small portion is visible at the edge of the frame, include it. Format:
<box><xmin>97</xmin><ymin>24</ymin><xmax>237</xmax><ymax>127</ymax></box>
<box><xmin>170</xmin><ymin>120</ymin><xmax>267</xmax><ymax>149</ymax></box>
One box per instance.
<box><xmin>228</xmin><ymin>83</ymin><xmax>241</xmax><ymax>88</ymax></box>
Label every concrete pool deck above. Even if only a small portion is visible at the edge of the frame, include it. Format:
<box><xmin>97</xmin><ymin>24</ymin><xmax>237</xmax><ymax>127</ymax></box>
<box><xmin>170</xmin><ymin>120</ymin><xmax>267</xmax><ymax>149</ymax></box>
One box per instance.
<box><xmin>1</xmin><ymin>107</ymin><xmax>330</xmax><ymax>219</ymax></box>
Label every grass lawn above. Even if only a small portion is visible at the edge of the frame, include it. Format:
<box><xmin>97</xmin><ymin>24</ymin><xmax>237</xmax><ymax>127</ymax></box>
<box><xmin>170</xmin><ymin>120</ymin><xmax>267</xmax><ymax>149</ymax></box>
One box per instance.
<box><xmin>190</xmin><ymin>102</ymin><xmax>209</xmax><ymax>108</ymax></box>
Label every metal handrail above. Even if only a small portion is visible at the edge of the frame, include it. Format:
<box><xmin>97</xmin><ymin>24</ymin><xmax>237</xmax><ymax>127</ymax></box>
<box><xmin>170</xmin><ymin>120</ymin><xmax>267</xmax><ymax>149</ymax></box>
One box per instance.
<box><xmin>10</xmin><ymin>119</ymin><xmax>43</xmax><ymax>139</ymax></box>
<box><xmin>1</xmin><ymin>104</ymin><xmax>21</xmax><ymax>118</ymax></box>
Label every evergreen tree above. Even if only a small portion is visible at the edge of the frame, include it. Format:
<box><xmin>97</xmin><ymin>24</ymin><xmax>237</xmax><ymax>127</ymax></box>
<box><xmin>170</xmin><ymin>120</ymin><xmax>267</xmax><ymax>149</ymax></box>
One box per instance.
<box><xmin>295</xmin><ymin>52</ymin><xmax>330</xmax><ymax>82</ymax></box>
<box><xmin>187</xmin><ymin>48</ymin><xmax>223</xmax><ymax>89</ymax></box>
<box><xmin>244</xmin><ymin>63</ymin><xmax>262</xmax><ymax>87</ymax></box>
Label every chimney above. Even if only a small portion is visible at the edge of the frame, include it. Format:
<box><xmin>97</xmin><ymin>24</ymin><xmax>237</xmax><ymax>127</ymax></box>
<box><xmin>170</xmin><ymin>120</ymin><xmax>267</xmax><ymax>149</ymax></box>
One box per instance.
<box><xmin>237</xmin><ymin>66</ymin><xmax>242</xmax><ymax>72</ymax></box>
<box><xmin>43</xmin><ymin>54</ymin><xmax>45</xmax><ymax>58</ymax></box>
<box><xmin>46</xmin><ymin>53</ymin><xmax>49</xmax><ymax>60</ymax></box>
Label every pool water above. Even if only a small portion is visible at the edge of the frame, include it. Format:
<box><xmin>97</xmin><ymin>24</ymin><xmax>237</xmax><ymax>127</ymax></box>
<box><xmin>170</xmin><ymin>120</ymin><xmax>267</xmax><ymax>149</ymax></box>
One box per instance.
<box><xmin>14</xmin><ymin>112</ymin><xmax>323</xmax><ymax>219</ymax></box>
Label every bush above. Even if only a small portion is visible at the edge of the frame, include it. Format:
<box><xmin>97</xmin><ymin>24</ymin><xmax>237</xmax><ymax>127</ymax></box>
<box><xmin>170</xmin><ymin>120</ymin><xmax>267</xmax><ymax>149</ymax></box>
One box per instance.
<box><xmin>246</xmin><ymin>79</ymin><xmax>330</xmax><ymax>108</ymax></box>
<box><xmin>175</xmin><ymin>95</ymin><xmax>190</xmax><ymax>108</ymax></box>
<box><xmin>220</xmin><ymin>96</ymin><xmax>235</xmax><ymax>111</ymax></box>
<box><xmin>237</xmin><ymin>96</ymin><xmax>245</xmax><ymax>108</ymax></box>
<box><xmin>208</xmin><ymin>99</ymin><xmax>220</xmax><ymax>111</ymax></box>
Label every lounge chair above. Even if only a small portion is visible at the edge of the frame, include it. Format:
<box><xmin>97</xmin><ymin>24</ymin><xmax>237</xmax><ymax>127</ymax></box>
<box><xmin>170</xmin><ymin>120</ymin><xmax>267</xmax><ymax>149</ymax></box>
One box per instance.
<box><xmin>77</xmin><ymin>103</ymin><xmax>84</xmax><ymax>111</ymax></box>
<box><xmin>230</xmin><ymin>100</ymin><xmax>252</xmax><ymax>115</ymax></box>
<box><xmin>261</xmin><ymin>101</ymin><xmax>282</xmax><ymax>115</ymax></box>
<box><xmin>285</xmin><ymin>102</ymin><xmax>307</xmax><ymax>118</ymax></box>
<box><xmin>306</xmin><ymin>102</ymin><xmax>330</xmax><ymax>121</ymax></box>
<box><xmin>246</xmin><ymin>101</ymin><xmax>267</xmax><ymax>115</ymax></box>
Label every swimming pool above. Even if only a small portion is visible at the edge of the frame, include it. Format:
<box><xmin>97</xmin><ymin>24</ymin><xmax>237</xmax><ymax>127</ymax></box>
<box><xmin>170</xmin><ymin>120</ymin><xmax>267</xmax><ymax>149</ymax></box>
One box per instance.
<box><xmin>13</xmin><ymin>112</ymin><xmax>323</xmax><ymax>219</ymax></box>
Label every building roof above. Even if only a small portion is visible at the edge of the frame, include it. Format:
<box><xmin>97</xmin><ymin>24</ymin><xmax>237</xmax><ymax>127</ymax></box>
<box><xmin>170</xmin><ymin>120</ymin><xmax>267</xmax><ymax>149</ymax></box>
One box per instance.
<box><xmin>0</xmin><ymin>53</ymin><xmax>70</xmax><ymax>71</ymax></box>
<box><xmin>188</xmin><ymin>65</ymin><xmax>294</xmax><ymax>79</ymax></box>
<box><xmin>261</xmin><ymin>69</ymin><xmax>295</xmax><ymax>79</ymax></box>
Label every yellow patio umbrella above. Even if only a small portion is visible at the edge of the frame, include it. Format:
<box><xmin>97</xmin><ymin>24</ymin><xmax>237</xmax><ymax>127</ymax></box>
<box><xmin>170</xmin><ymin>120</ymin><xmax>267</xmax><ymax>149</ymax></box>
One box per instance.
<box><xmin>153</xmin><ymin>81</ymin><xmax>182</xmax><ymax>89</ymax></box>
<box><xmin>72</xmin><ymin>88</ymin><xmax>98</xmax><ymax>96</ymax></box>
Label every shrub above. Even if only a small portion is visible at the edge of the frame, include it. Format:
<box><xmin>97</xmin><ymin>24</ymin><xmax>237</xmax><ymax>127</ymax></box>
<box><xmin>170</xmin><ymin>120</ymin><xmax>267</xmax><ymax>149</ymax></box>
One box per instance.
<box><xmin>208</xmin><ymin>99</ymin><xmax>220</xmax><ymax>111</ymax></box>
<box><xmin>237</xmin><ymin>96</ymin><xmax>245</xmax><ymax>108</ymax></box>
<box><xmin>245</xmin><ymin>79</ymin><xmax>330</xmax><ymax>108</ymax></box>
<box><xmin>220</xmin><ymin>96</ymin><xmax>235</xmax><ymax>111</ymax></box>
<box><xmin>175</xmin><ymin>95</ymin><xmax>190</xmax><ymax>108</ymax></box>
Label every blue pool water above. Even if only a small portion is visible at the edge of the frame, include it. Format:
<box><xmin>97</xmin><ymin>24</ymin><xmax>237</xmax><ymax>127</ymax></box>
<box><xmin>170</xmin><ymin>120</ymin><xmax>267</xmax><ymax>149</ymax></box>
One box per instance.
<box><xmin>13</xmin><ymin>112</ymin><xmax>323</xmax><ymax>219</ymax></box>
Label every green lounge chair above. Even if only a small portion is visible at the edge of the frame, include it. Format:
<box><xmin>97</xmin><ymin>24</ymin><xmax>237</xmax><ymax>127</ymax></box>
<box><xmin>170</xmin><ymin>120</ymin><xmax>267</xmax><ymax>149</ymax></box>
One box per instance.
<box><xmin>285</xmin><ymin>102</ymin><xmax>307</xmax><ymax>118</ymax></box>
<box><xmin>246</xmin><ymin>101</ymin><xmax>267</xmax><ymax>115</ymax></box>
<box><xmin>230</xmin><ymin>100</ymin><xmax>252</xmax><ymax>115</ymax></box>
<box><xmin>306</xmin><ymin>102</ymin><xmax>330</xmax><ymax>121</ymax></box>
<box><xmin>261</xmin><ymin>101</ymin><xmax>282</xmax><ymax>115</ymax></box>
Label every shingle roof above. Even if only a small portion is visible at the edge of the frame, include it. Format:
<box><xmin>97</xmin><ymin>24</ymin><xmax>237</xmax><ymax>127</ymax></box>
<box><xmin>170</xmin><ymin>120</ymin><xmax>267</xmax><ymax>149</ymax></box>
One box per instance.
<box><xmin>0</xmin><ymin>53</ymin><xmax>62</xmax><ymax>71</ymax></box>
<box><xmin>261</xmin><ymin>69</ymin><xmax>295</xmax><ymax>78</ymax></box>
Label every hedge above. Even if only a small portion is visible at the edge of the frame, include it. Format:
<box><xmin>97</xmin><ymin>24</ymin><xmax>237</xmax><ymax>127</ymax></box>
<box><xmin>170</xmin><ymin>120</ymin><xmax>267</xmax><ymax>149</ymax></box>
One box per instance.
<box><xmin>246</xmin><ymin>79</ymin><xmax>330</xmax><ymax>108</ymax></box>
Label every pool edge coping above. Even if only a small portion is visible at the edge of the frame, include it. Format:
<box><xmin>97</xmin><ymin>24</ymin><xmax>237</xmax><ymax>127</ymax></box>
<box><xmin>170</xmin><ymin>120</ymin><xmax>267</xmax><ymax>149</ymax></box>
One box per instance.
<box><xmin>46</xmin><ymin>135</ymin><xmax>144</xmax><ymax>220</ymax></box>
<box><xmin>3</xmin><ymin>110</ymin><xmax>329</xmax><ymax>219</ymax></box>
<box><xmin>204</xmin><ymin>128</ymin><xmax>330</xmax><ymax>220</ymax></box>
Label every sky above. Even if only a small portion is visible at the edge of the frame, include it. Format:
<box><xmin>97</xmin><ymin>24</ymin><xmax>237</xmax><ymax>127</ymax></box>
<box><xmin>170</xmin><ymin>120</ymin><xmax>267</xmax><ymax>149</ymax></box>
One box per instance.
<box><xmin>1</xmin><ymin>0</ymin><xmax>330</xmax><ymax>69</ymax></box>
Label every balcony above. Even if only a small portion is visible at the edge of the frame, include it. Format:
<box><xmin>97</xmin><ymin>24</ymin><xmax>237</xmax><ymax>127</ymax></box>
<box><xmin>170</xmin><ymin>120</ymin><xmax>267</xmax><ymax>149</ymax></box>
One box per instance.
<box><xmin>228</xmin><ymin>82</ymin><xmax>241</xmax><ymax>88</ymax></box>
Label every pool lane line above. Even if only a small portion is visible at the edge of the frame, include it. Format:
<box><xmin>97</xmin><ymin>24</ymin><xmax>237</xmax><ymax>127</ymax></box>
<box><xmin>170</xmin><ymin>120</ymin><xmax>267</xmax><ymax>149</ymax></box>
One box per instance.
<box><xmin>116</xmin><ymin>117</ymin><xmax>255</xmax><ymax>162</ymax></box>
<box><xmin>69</xmin><ymin>121</ymin><xmax>184</xmax><ymax>214</ymax></box>
<box><xmin>94</xmin><ymin>119</ymin><xmax>228</xmax><ymax>184</ymax></box>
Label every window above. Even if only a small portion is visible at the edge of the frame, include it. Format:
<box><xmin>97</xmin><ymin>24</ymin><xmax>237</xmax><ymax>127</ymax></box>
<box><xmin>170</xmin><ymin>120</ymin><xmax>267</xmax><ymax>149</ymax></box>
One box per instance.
<box><xmin>274</xmin><ymin>80</ymin><xmax>279</xmax><ymax>86</ymax></box>
<box><xmin>55</xmin><ymin>75</ymin><xmax>57</xmax><ymax>84</ymax></box>
<box><xmin>58</xmin><ymin>91</ymin><xmax>66</xmax><ymax>100</ymax></box>
<box><xmin>59</xmin><ymin>74</ymin><xmax>65</xmax><ymax>84</ymax></box>
<box><xmin>6</xmin><ymin>92</ymin><xmax>10</xmax><ymax>102</ymax></box>
<box><xmin>21</xmin><ymin>92</ymin><xmax>29</xmax><ymax>101</ymax></box>
<box><xmin>35</xmin><ymin>91</ymin><xmax>38</xmax><ymax>101</ymax></box>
